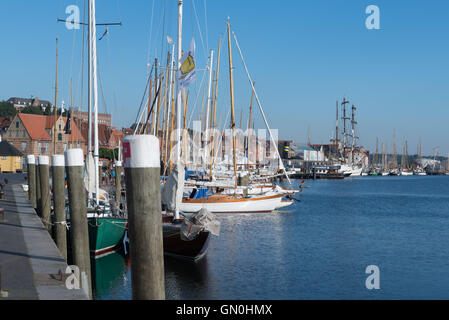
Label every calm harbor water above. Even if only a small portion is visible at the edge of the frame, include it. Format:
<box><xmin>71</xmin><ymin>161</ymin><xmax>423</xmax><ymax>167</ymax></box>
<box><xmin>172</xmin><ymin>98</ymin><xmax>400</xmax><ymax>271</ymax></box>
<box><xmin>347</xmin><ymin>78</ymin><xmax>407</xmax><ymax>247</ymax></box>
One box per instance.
<box><xmin>93</xmin><ymin>176</ymin><xmax>449</xmax><ymax>300</ymax></box>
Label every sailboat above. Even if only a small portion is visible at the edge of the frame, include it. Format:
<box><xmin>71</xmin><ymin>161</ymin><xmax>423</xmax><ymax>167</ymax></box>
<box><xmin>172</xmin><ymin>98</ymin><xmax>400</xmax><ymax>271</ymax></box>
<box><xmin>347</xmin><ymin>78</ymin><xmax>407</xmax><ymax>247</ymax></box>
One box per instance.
<box><xmin>400</xmin><ymin>140</ymin><xmax>413</xmax><ymax>176</ymax></box>
<box><xmin>67</xmin><ymin>0</ymin><xmax>127</xmax><ymax>257</ymax></box>
<box><xmin>179</xmin><ymin>21</ymin><xmax>294</xmax><ymax>214</ymax></box>
<box><xmin>123</xmin><ymin>0</ymin><xmax>219</xmax><ymax>261</ymax></box>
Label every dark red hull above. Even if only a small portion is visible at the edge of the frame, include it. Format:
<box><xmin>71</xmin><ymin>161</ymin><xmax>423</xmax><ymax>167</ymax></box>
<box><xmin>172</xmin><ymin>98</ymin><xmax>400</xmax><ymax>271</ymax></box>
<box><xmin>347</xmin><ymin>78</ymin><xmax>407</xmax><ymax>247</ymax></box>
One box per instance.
<box><xmin>124</xmin><ymin>218</ymin><xmax>211</xmax><ymax>261</ymax></box>
<box><xmin>162</xmin><ymin>222</ymin><xmax>211</xmax><ymax>261</ymax></box>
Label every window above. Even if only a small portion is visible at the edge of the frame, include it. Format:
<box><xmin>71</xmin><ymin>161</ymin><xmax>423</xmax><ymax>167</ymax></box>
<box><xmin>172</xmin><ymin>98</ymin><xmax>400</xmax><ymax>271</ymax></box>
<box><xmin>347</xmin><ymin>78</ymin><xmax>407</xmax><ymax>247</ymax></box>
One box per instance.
<box><xmin>59</xmin><ymin>124</ymin><xmax>61</xmax><ymax>130</ymax></box>
<box><xmin>16</xmin><ymin>122</ymin><xmax>19</xmax><ymax>128</ymax></box>
<box><xmin>21</xmin><ymin>142</ymin><xmax>26</xmax><ymax>151</ymax></box>
<box><xmin>37</xmin><ymin>142</ymin><xmax>41</xmax><ymax>150</ymax></box>
<box><xmin>58</xmin><ymin>133</ymin><xmax>62</xmax><ymax>141</ymax></box>
<box><xmin>45</xmin><ymin>143</ymin><xmax>49</xmax><ymax>152</ymax></box>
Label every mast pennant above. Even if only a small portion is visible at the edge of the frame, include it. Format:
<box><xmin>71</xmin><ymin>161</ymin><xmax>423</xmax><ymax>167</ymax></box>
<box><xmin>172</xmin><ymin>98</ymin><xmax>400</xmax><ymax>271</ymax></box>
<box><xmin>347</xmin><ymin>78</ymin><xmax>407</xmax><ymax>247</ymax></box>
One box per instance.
<box><xmin>177</xmin><ymin>38</ymin><xmax>196</xmax><ymax>88</ymax></box>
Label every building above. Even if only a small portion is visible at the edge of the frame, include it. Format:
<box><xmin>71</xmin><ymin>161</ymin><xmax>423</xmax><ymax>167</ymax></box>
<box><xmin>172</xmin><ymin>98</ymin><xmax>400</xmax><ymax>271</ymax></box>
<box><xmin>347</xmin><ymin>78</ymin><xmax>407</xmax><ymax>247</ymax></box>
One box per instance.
<box><xmin>72</xmin><ymin>110</ymin><xmax>112</xmax><ymax>126</ymax></box>
<box><xmin>7</xmin><ymin>97</ymin><xmax>53</xmax><ymax>111</ymax></box>
<box><xmin>75</xmin><ymin>117</ymin><xmax>125</xmax><ymax>150</ymax></box>
<box><xmin>5</xmin><ymin>113</ymin><xmax>86</xmax><ymax>157</ymax></box>
<box><xmin>0</xmin><ymin>138</ymin><xmax>23</xmax><ymax>172</ymax></box>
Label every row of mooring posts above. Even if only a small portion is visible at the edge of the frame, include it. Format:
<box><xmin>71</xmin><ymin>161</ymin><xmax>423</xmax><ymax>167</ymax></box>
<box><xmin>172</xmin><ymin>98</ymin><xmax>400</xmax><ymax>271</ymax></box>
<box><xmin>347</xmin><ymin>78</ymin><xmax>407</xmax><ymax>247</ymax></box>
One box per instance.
<box><xmin>24</xmin><ymin>135</ymin><xmax>165</xmax><ymax>300</ymax></box>
<box><xmin>26</xmin><ymin>151</ymin><xmax>93</xmax><ymax>299</ymax></box>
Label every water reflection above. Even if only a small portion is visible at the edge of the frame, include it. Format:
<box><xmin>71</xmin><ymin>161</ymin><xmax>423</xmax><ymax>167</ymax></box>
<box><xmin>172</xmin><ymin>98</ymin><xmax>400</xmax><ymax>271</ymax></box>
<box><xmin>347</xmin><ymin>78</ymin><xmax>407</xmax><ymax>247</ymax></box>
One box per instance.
<box><xmin>92</xmin><ymin>250</ymin><xmax>210</xmax><ymax>300</ymax></box>
<box><xmin>92</xmin><ymin>251</ymin><xmax>128</xmax><ymax>300</ymax></box>
<box><xmin>164</xmin><ymin>255</ymin><xmax>209</xmax><ymax>300</ymax></box>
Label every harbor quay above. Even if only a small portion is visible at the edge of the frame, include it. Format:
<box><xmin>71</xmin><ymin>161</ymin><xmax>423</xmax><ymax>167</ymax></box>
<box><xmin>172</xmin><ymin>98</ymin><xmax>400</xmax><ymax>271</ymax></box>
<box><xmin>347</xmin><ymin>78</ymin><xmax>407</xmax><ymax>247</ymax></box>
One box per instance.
<box><xmin>0</xmin><ymin>173</ymin><xmax>88</xmax><ymax>300</ymax></box>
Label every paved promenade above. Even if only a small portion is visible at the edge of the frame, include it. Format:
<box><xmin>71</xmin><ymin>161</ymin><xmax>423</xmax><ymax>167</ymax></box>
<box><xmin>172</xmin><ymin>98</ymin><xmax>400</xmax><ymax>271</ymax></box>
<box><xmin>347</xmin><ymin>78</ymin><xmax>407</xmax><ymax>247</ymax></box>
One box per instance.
<box><xmin>0</xmin><ymin>173</ymin><xmax>88</xmax><ymax>300</ymax></box>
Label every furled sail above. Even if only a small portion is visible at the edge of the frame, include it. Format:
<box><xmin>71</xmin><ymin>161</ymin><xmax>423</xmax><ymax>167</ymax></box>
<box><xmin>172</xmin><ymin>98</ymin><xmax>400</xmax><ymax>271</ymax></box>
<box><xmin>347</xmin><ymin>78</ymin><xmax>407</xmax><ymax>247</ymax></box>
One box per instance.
<box><xmin>84</xmin><ymin>152</ymin><xmax>96</xmax><ymax>195</ymax></box>
<box><xmin>162</xmin><ymin>163</ymin><xmax>185</xmax><ymax>213</ymax></box>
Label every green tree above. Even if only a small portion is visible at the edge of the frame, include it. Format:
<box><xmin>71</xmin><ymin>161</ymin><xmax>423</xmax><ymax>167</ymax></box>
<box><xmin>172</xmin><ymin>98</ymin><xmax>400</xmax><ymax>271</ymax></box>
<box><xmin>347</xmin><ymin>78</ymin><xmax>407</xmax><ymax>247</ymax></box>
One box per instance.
<box><xmin>99</xmin><ymin>147</ymin><xmax>119</xmax><ymax>160</ymax></box>
<box><xmin>0</xmin><ymin>101</ymin><xmax>18</xmax><ymax>117</ymax></box>
<box><xmin>43</xmin><ymin>105</ymin><xmax>52</xmax><ymax>115</ymax></box>
<box><xmin>22</xmin><ymin>105</ymin><xmax>44</xmax><ymax>115</ymax></box>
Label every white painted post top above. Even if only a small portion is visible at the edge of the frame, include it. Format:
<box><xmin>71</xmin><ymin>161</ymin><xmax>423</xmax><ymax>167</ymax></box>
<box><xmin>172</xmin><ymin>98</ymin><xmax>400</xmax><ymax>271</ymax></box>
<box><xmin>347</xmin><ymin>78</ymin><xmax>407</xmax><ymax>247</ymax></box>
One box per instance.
<box><xmin>27</xmin><ymin>155</ymin><xmax>35</xmax><ymax>164</ymax></box>
<box><xmin>52</xmin><ymin>154</ymin><xmax>65</xmax><ymax>167</ymax></box>
<box><xmin>123</xmin><ymin>135</ymin><xmax>160</xmax><ymax>168</ymax></box>
<box><xmin>38</xmin><ymin>155</ymin><xmax>49</xmax><ymax>165</ymax></box>
<box><xmin>65</xmin><ymin>149</ymin><xmax>84</xmax><ymax>167</ymax></box>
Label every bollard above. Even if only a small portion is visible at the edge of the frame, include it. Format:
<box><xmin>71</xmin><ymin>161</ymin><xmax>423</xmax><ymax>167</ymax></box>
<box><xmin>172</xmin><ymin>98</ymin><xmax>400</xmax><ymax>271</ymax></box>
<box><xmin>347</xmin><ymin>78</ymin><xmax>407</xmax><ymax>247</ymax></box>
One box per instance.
<box><xmin>35</xmin><ymin>156</ymin><xmax>41</xmax><ymax>216</ymax></box>
<box><xmin>52</xmin><ymin>155</ymin><xmax>67</xmax><ymax>261</ymax></box>
<box><xmin>115</xmin><ymin>161</ymin><xmax>122</xmax><ymax>207</ymax></box>
<box><xmin>0</xmin><ymin>208</ymin><xmax>4</xmax><ymax>221</ymax></box>
<box><xmin>27</xmin><ymin>155</ymin><xmax>37</xmax><ymax>208</ymax></box>
<box><xmin>124</xmin><ymin>135</ymin><xmax>165</xmax><ymax>300</ymax></box>
<box><xmin>38</xmin><ymin>156</ymin><xmax>51</xmax><ymax>234</ymax></box>
<box><xmin>65</xmin><ymin>149</ymin><xmax>92</xmax><ymax>299</ymax></box>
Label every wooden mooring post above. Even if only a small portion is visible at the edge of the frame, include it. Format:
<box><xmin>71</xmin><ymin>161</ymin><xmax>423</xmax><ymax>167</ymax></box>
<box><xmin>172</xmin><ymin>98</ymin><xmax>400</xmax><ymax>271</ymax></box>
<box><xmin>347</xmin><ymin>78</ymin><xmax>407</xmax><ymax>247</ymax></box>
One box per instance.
<box><xmin>38</xmin><ymin>156</ymin><xmax>51</xmax><ymax>234</ymax></box>
<box><xmin>123</xmin><ymin>135</ymin><xmax>165</xmax><ymax>300</ymax></box>
<box><xmin>27</xmin><ymin>155</ymin><xmax>37</xmax><ymax>208</ymax></box>
<box><xmin>52</xmin><ymin>154</ymin><xmax>67</xmax><ymax>261</ymax></box>
<box><xmin>115</xmin><ymin>161</ymin><xmax>122</xmax><ymax>205</ymax></box>
<box><xmin>35</xmin><ymin>156</ymin><xmax>41</xmax><ymax>216</ymax></box>
<box><xmin>65</xmin><ymin>149</ymin><xmax>92</xmax><ymax>299</ymax></box>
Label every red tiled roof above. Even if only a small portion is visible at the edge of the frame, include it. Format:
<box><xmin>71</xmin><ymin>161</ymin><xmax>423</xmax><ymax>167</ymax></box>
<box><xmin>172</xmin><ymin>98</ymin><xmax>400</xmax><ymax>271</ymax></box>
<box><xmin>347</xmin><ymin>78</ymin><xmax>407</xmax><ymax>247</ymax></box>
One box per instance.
<box><xmin>45</xmin><ymin>115</ymin><xmax>58</xmax><ymax>129</ymax></box>
<box><xmin>18</xmin><ymin>114</ymin><xmax>51</xmax><ymax>140</ymax></box>
<box><xmin>61</xmin><ymin>117</ymin><xmax>86</xmax><ymax>143</ymax></box>
<box><xmin>17</xmin><ymin>113</ymin><xmax>85</xmax><ymax>143</ymax></box>
<box><xmin>78</xmin><ymin>121</ymin><xmax>112</xmax><ymax>147</ymax></box>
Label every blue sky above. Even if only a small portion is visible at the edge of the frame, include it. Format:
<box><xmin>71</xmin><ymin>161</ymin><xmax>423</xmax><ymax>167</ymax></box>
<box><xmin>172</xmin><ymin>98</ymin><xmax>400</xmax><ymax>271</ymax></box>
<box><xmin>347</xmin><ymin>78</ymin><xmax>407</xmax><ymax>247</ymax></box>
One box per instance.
<box><xmin>0</xmin><ymin>0</ymin><xmax>448</xmax><ymax>156</ymax></box>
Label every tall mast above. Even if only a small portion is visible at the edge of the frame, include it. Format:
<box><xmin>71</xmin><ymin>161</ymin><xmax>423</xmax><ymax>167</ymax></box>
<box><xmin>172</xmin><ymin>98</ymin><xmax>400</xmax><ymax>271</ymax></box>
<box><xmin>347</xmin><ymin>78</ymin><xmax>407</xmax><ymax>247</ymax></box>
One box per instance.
<box><xmin>54</xmin><ymin>38</ymin><xmax>58</xmax><ymax>155</ymax></box>
<box><xmin>87</xmin><ymin>0</ymin><xmax>93</xmax><ymax>155</ymax></box>
<box><xmin>176</xmin><ymin>0</ymin><xmax>183</xmax><ymax>166</ymax></box>
<box><xmin>161</xmin><ymin>51</ymin><xmax>170</xmax><ymax>155</ymax></box>
<box><xmin>227</xmin><ymin>21</ymin><xmax>238</xmax><ymax>189</ymax></box>
<box><xmin>174</xmin><ymin>0</ymin><xmax>183</xmax><ymax>219</ymax></box>
<box><xmin>381</xmin><ymin>142</ymin><xmax>384</xmax><ymax>169</ymax></box>
<box><xmin>90</xmin><ymin>0</ymin><xmax>100</xmax><ymax>205</ymax></box>
<box><xmin>341</xmin><ymin>97</ymin><xmax>350</xmax><ymax>161</ymax></box>
<box><xmin>351</xmin><ymin>105</ymin><xmax>357</xmax><ymax>165</ymax></box>
<box><xmin>246</xmin><ymin>81</ymin><xmax>255</xmax><ymax>174</ymax></box>
<box><xmin>164</xmin><ymin>41</ymin><xmax>175</xmax><ymax>175</ymax></box>
<box><xmin>209</xmin><ymin>38</ymin><xmax>222</xmax><ymax>180</ymax></box>
<box><xmin>375</xmin><ymin>137</ymin><xmax>378</xmax><ymax>167</ymax></box>
<box><xmin>392</xmin><ymin>129</ymin><xmax>397</xmax><ymax>170</ymax></box>
<box><xmin>248</xmin><ymin>82</ymin><xmax>255</xmax><ymax>133</ymax></box>
<box><xmin>204</xmin><ymin>50</ymin><xmax>214</xmax><ymax>166</ymax></box>
<box><xmin>151</xmin><ymin>59</ymin><xmax>158</xmax><ymax>135</ymax></box>
<box><xmin>335</xmin><ymin>100</ymin><xmax>339</xmax><ymax>159</ymax></box>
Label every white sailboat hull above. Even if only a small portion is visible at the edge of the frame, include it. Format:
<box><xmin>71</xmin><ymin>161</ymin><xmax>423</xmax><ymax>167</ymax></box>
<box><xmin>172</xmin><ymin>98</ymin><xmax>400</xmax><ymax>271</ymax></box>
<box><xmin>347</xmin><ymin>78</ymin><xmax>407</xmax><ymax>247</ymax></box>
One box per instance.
<box><xmin>180</xmin><ymin>194</ymin><xmax>283</xmax><ymax>213</ymax></box>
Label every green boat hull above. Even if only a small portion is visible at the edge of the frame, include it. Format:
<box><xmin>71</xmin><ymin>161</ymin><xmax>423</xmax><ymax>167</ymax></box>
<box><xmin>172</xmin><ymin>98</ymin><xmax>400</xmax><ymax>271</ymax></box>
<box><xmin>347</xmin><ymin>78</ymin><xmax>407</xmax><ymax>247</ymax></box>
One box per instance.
<box><xmin>88</xmin><ymin>217</ymin><xmax>127</xmax><ymax>256</ymax></box>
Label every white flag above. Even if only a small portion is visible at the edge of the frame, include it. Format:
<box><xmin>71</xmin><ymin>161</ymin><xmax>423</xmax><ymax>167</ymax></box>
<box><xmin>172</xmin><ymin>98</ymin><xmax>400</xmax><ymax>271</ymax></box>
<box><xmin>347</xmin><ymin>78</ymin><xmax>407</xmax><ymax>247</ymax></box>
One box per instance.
<box><xmin>177</xmin><ymin>38</ymin><xmax>196</xmax><ymax>88</ymax></box>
